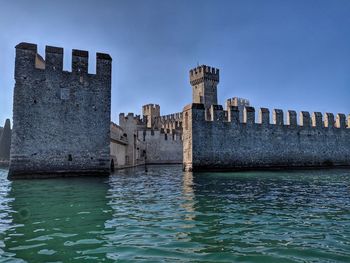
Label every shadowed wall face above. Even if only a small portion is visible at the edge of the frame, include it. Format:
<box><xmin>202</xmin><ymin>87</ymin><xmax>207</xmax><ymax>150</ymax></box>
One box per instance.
<box><xmin>0</xmin><ymin>119</ymin><xmax>11</xmax><ymax>160</ymax></box>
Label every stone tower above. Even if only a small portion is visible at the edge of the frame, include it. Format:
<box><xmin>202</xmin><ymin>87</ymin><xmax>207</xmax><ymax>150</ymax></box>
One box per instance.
<box><xmin>226</xmin><ymin>97</ymin><xmax>250</xmax><ymax>122</ymax></box>
<box><xmin>0</xmin><ymin>119</ymin><xmax>11</xmax><ymax>160</ymax></box>
<box><xmin>9</xmin><ymin>42</ymin><xmax>112</xmax><ymax>179</ymax></box>
<box><xmin>189</xmin><ymin>65</ymin><xmax>219</xmax><ymax>109</ymax></box>
<box><xmin>142</xmin><ymin>104</ymin><xmax>160</xmax><ymax>129</ymax></box>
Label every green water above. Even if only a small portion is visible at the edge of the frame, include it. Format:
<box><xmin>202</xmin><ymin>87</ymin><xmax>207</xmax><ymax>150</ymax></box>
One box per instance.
<box><xmin>0</xmin><ymin>166</ymin><xmax>349</xmax><ymax>262</ymax></box>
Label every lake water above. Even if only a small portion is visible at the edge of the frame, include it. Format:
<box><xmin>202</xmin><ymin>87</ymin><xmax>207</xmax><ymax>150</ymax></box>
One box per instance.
<box><xmin>0</xmin><ymin>165</ymin><xmax>349</xmax><ymax>262</ymax></box>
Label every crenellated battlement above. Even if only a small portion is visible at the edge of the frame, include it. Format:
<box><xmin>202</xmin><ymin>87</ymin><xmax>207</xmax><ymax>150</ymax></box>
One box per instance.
<box><xmin>15</xmin><ymin>42</ymin><xmax>112</xmax><ymax>77</ymax></box>
<box><xmin>189</xmin><ymin>65</ymin><xmax>219</xmax><ymax>86</ymax></box>
<box><xmin>226</xmin><ymin>97</ymin><xmax>250</xmax><ymax>108</ymax></box>
<box><xmin>142</xmin><ymin>104</ymin><xmax>160</xmax><ymax>111</ymax></box>
<box><xmin>191</xmin><ymin>105</ymin><xmax>349</xmax><ymax>129</ymax></box>
<box><xmin>190</xmin><ymin>64</ymin><xmax>219</xmax><ymax>108</ymax></box>
<box><xmin>139</xmin><ymin>129</ymin><xmax>182</xmax><ymax>142</ymax></box>
<box><xmin>159</xmin><ymin>112</ymin><xmax>183</xmax><ymax>131</ymax></box>
<box><xmin>160</xmin><ymin>112</ymin><xmax>183</xmax><ymax>122</ymax></box>
<box><xmin>183</xmin><ymin>103</ymin><xmax>350</xmax><ymax>172</ymax></box>
<box><xmin>119</xmin><ymin>112</ymin><xmax>145</xmax><ymax>127</ymax></box>
<box><xmin>142</xmin><ymin>103</ymin><xmax>160</xmax><ymax>129</ymax></box>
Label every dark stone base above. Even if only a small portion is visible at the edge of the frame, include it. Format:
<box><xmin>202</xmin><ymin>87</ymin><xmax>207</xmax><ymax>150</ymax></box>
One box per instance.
<box><xmin>7</xmin><ymin>169</ymin><xmax>110</xmax><ymax>180</ymax></box>
<box><xmin>185</xmin><ymin>164</ymin><xmax>350</xmax><ymax>172</ymax></box>
<box><xmin>0</xmin><ymin>160</ymin><xmax>9</xmax><ymax>169</ymax></box>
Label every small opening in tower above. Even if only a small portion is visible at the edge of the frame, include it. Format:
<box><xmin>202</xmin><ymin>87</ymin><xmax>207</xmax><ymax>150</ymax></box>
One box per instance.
<box><xmin>68</xmin><ymin>154</ymin><xmax>72</xmax><ymax>161</ymax></box>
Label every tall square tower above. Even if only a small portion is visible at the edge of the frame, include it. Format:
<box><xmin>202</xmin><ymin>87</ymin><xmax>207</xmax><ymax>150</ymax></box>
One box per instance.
<box><xmin>9</xmin><ymin>42</ymin><xmax>112</xmax><ymax>179</ymax></box>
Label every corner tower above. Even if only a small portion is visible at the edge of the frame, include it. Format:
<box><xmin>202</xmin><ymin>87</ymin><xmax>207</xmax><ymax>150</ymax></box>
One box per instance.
<box><xmin>9</xmin><ymin>42</ymin><xmax>112</xmax><ymax>179</ymax></box>
<box><xmin>142</xmin><ymin>104</ymin><xmax>160</xmax><ymax>129</ymax></box>
<box><xmin>189</xmin><ymin>65</ymin><xmax>219</xmax><ymax>109</ymax></box>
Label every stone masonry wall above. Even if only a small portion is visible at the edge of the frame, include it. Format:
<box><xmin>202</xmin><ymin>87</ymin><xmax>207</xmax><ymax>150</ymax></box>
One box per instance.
<box><xmin>9</xmin><ymin>42</ymin><xmax>112</xmax><ymax>178</ymax></box>
<box><xmin>183</xmin><ymin>103</ymin><xmax>350</xmax><ymax>171</ymax></box>
<box><xmin>118</xmin><ymin>113</ymin><xmax>146</xmax><ymax>166</ymax></box>
<box><xmin>110</xmin><ymin>122</ymin><xmax>127</xmax><ymax>168</ymax></box>
<box><xmin>190</xmin><ymin>65</ymin><xmax>219</xmax><ymax>109</ymax></box>
<box><xmin>159</xmin><ymin>112</ymin><xmax>183</xmax><ymax>132</ymax></box>
<box><xmin>0</xmin><ymin>119</ymin><xmax>11</xmax><ymax>160</ymax></box>
<box><xmin>138</xmin><ymin>129</ymin><xmax>182</xmax><ymax>164</ymax></box>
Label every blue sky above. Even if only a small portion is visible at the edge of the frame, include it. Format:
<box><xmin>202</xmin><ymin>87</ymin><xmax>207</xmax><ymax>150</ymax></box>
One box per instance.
<box><xmin>1</xmin><ymin>0</ymin><xmax>350</xmax><ymax>126</ymax></box>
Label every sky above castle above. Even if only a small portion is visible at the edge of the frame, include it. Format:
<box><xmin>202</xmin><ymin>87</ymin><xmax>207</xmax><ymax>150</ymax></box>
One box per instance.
<box><xmin>1</xmin><ymin>0</ymin><xmax>350</xmax><ymax>126</ymax></box>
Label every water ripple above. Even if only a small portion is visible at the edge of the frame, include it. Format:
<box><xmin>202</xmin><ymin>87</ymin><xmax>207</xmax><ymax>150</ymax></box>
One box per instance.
<box><xmin>0</xmin><ymin>167</ymin><xmax>349</xmax><ymax>262</ymax></box>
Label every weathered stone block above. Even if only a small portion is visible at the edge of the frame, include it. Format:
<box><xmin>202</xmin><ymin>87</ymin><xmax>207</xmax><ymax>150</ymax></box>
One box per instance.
<box><xmin>210</xmin><ymin>105</ymin><xmax>225</xmax><ymax>121</ymax></box>
<box><xmin>273</xmin><ymin>109</ymin><xmax>283</xmax><ymax>125</ymax></box>
<box><xmin>325</xmin><ymin>113</ymin><xmax>334</xmax><ymax>128</ymax></box>
<box><xmin>287</xmin><ymin>110</ymin><xmax>297</xmax><ymax>126</ymax></box>
<box><xmin>259</xmin><ymin>108</ymin><xmax>270</xmax><ymax>125</ymax></box>
<box><xmin>312</xmin><ymin>112</ymin><xmax>323</xmax><ymax>127</ymax></box>
<box><xmin>335</xmin><ymin>113</ymin><xmax>346</xmax><ymax>128</ymax></box>
<box><xmin>243</xmin><ymin>106</ymin><xmax>255</xmax><ymax>124</ymax></box>
<box><xmin>300</xmin><ymin>111</ymin><xmax>311</xmax><ymax>127</ymax></box>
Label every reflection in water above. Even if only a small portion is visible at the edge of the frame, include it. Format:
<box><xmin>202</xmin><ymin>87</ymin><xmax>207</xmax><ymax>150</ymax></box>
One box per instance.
<box><xmin>1</xmin><ymin>175</ymin><xmax>112</xmax><ymax>262</ymax></box>
<box><xmin>0</xmin><ymin>171</ymin><xmax>12</xmax><ymax>256</ymax></box>
<box><xmin>0</xmin><ymin>166</ymin><xmax>349</xmax><ymax>262</ymax></box>
<box><xmin>182</xmin><ymin>171</ymin><xmax>195</xmax><ymax>222</ymax></box>
<box><xmin>190</xmin><ymin>170</ymin><xmax>350</xmax><ymax>262</ymax></box>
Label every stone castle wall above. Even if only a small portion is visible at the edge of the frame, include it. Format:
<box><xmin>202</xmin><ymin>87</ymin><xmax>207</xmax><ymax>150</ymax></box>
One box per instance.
<box><xmin>159</xmin><ymin>112</ymin><xmax>183</xmax><ymax>131</ymax></box>
<box><xmin>119</xmin><ymin>104</ymin><xmax>183</xmax><ymax>166</ymax></box>
<box><xmin>110</xmin><ymin>122</ymin><xmax>128</xmax><ymax>168</ymax></box>
<box><xmin>183</xmin><ymin>103</ymin><xmax>350</xmax><ymax>171</ymax></box>
<box><xmin>9</xmin><ymin>42</ymin><xmax>112</xmax><ymax>178</ymax></box>
<box><xmin>119</xmin><ymin>113</ymin><xmax>146</xmax><ymax>167</ymax></box>
<box><xmin>138</xmin><ymin>129</ymin><xmax>182</xmax><ymax>164</ymax></box>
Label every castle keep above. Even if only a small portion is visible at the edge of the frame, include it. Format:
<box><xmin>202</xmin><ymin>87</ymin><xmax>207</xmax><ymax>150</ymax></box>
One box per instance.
<box><xmin>9</xmin><ymin>42</ymin><xmax>112</xmax><ymax>178</ymax></box>
<box><xmin>183</xmin><ymin>65</ymin><xmax>350</xmax><ymax>171</ymax></box>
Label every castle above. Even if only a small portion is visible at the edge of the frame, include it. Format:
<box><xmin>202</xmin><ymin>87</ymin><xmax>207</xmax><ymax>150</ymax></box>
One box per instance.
<box><xmin>112</xmin><ymin>65</ymin><xmax>250</xmax><ymax>170</ymax></box>
<box><xmin>9</xmin><ymin>43</ymin><xmax>112</xmax><ymax>178</ymax></box>
<box><xmin>8</xmin><ymin>42</ymin><xmax>349</xmax><ymax>177</ymax></box>
<box><xmin>112</xmin><ymin>104</ymin><xmax>183</xmax><ymax>168</ymax></box>
<box><xmin>183</xmin><ymin>65</ymin><xmax>350</xmax><ymax>171</ymax></box>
